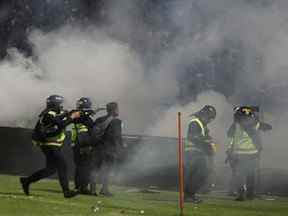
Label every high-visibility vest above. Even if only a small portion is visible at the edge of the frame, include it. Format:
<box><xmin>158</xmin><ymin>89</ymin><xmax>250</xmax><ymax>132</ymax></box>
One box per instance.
<box><xmin>185</xmin><ymin>117</ymin><xmax>206</xmax><ymax>152</ymax></box>
<box><xmin>229</xmin><ymin>122</ymin><xmax>260</xmax><ymax>155</ymax></box>
<box><xmin>71</xmin><ymin>123</ymin><xmax>89</xmax><ymax>143</ymax></box>
<box><xmin>33</xmin><ymin>111</ymin><xmax>66</xmax><ymax>147</ymax></box>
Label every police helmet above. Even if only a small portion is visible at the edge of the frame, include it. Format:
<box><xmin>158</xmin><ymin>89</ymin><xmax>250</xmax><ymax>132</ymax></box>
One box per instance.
<box><xmin>46</xmin><ymin>95</ymin><xmax>64</xmax><ymax>109</ymax></box>
<box><xmin>76</xmin><ymin>97</ymin><xmax>92</xmax><ymax>110</ymax></box>
<box><xmin>234</xmin><ymin>106</ymin><xmax>259</xmax><ymax>117</ymax></box>
<box><xmin>199</xmin><ymin>105</ymin><xmax>216</xmax><ymax>121</ymax></box>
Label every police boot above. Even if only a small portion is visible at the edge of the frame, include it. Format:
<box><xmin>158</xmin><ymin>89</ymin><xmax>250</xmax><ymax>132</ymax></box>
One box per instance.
<box><xmin>235</xmin><ymin>187</ymin><xmax>246</xmax><ymax>201</ymax></box>
<box><xmin>100</xmin><ymin>187</ymin><xmax>113</xmax><ymax>197</ymax></box>
<box><xmin>247</xmin><ymin>184</ymin><xmax>256</xmax><ymax>200</ymax></box>
<box><xmin>90</xmin><ymin>183</ymin><xmax>98</xmax><ymax>196</ymax></box>
<box><xmin>63</xmin><ymin>190</ymin><xmax>78</xmax><ymax>198</ymax></box>
<box><xmin>184</xmin><ymin>194</ymin><xmax>203</xmax><ymax>204</ymax></box>
<box><xmin>247</xmin><ymin>188</ymin><xmax>255</xmax><ymax>200</ymax></box>
<box><xmin>79</xmin><ymin>186</ymin><xmax>91</xmax><ymax>195</ymax></box>
<box><xmin>20</xmin><ymin>177</ymin><xmax>30</xmax><ymax>196</ymax></box>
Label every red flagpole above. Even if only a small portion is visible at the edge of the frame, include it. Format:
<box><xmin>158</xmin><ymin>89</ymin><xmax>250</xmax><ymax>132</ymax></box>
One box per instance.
<box><xmin>178</xmin><ymin>112</ymin><xmax>184</xmax><ymax>215</ymax></box>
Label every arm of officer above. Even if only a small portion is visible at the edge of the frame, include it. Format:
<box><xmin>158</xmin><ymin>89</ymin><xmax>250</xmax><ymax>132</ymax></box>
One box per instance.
<box><xmin>258</xmin><ymin>122</ymin><xmax>272</xmax><ymax>132</ymax></box>
<box><xmin>50</xmin><ymin>111</ymin><xmax>80</xmax><ymax>129</ymax></box>
<box><xmin>227</xmin><ymin>123</ymin><xmax>236</xmax><ymax>138</ymax></box>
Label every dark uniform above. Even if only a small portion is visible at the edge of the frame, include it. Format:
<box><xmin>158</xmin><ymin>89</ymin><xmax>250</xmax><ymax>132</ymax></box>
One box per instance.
<box><xmin>71</xmin><ymin>97</ymin><xmax>95</xmax><ymax>194</ymax></box>
<box><xmin>226</xmin><ymin>106</ymin><xmax>272</xmax><ymax>201</ymax></box>
<box><xmin>20</xmin><ymin>95</ymin><xmax>80</xmax><ymax>198</ymax></box>
<box><xmin>184</xmin><ymin>105</ymin><xmax>217</xmax><ymax>203</ymax></box>
<box><xmin>92</xmin><ymin>102</ymin><xmax>123</xmax><ymax>196</ymax></box>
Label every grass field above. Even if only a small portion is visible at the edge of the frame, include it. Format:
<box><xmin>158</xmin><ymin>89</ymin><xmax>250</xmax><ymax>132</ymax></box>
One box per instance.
<box><xmin>0</xmin><ymin>175</ymin><xmax>287</xmax><ymax>216</ymax></box>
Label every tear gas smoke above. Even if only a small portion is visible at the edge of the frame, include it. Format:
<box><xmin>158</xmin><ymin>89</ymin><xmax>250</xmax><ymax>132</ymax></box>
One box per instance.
<box><xmin>1</xmin><ymin>0</ymin><xmax>288</xmax><ymax>176</ymax></box>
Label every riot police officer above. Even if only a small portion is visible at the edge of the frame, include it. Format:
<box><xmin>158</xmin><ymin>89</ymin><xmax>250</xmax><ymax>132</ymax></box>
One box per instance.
<box><xmin>226</xmin><ymin>106</ymin><xmax>272</xmax><ymax>201</ymax></box>
<box><xmin>20</xmin><ymin>95</ymin><xmax>80</xmax><ymax>198</ymax></box>
<box><xmin>71</xmin><ymin>97</ymin><xmax>95</xmax><ymax>195</ymax></box>
<box><xmin>184</xmin><ymin>105</ymin><xmax>217</xmax><ymax>203</ymax></box>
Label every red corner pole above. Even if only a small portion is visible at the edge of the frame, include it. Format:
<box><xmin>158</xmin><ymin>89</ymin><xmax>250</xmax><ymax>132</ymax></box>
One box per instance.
<box><xmin>177</xmin><ymin>112</ymin><xmax>184</xmax><ymax>215</ymax></box>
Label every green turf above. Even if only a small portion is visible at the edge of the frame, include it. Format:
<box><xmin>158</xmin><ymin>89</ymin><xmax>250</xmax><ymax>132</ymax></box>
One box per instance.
<box><xmin>0</xmin><ymin>175</ymin><xmax>287</xmax><ymax>216</ymax></box>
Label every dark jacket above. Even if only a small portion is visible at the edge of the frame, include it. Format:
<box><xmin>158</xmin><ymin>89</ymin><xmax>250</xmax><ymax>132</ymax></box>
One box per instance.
<box><xmin>94</xmin><ymin>115</ymin><xmax>123</xmax><ymax>153</ymax></box>
<box><xmin>73</xmin><ymin>112</ymin><xmax>94</xmax><ymax>134</ymax></box>
<box><xmin>187</xmin><ymin>115</ymin><xmax>213</xmax><ymax>155</ymax></box>
<box><xmin>32</xmin><ymin>109</ymin><xmax>73</xmax><ymax>143</ymax></box>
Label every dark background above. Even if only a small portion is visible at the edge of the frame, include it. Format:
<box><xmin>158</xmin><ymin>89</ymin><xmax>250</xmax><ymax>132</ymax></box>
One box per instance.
<box><xmin>0</xmin><ymin>127</ymin><xmax>288</xmax><ymax>196</ymax></box>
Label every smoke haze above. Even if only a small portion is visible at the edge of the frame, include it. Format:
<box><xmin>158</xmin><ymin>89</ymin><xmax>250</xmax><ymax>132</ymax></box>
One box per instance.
<box><xmin>1</xmin><ymin>0</ymin><xmax>288</xmax><ymax>170</ymax></box>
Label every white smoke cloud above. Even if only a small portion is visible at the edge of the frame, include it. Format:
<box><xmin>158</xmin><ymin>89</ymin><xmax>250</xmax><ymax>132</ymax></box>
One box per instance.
<box><xmin>0</xmin><ymin>26</ymin><xmax>177</xmax><ymax>133</ymax></box>
<box><xmin>1</xmin><ymin>0</ymin><xmax>288</xmax><ymax>171</ymax></box>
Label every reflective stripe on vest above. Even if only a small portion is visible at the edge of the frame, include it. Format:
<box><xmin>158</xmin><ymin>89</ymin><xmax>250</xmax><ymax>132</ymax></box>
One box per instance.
<box><xmin>231</xmin><ymin>124</ymin><xmax>258</xmax><ymax>154</ymax></box>
<box><xmin>33</xmin><ymin>131</ymin><xmax>66</xmax><ymax>147</ymax></box>
<box><xmin>255</xmin><ymin>122</ymin><xmax>260</xmax><ymax>130</ymax></box>
<box><xmin>185</xmin><ymin>117</ymin><xmax>206</xmax><ymax>152</ymax></box>
<box><xmin>35</xmin><ymin>110</ymin><xmax>66</xmax><ymax>147</ymax></box>
<box><xmin>71</xmin><ymin>123</ymin><xmax>89</xmax><ymax>143</ymax></box>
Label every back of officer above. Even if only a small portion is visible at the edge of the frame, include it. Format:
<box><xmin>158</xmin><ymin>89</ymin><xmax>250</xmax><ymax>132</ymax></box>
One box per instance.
<box><xmin>184</xmin><ymin>105</ymin><xmax>217</xmax><ymax>203</ymax></box>
<box><xmin>20</xmin><ymin>95</ymin><xmax>80</xmax><ymax>198</ymax></box>
<box><xmin>71</xmin><ymin>97</ymin><xmax>95</xmax><ymax>195</ymax></box>
<box><xmin>226</xmin><ymin>106</ymin><xmax>272</xmax><ymax>201</ymax></box>
<box><xmin>93</xmin><ymin>102</ymin><xmax>123</xmax><ymax>196</ymax></box>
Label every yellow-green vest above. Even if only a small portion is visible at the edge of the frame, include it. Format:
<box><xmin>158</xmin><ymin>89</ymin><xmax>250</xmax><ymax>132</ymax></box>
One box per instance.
<box><xmin>71</xmin><ymin>123</ymin><xmax>89</xmax><ymax>143</ymax></box>
<box><xmin>33</xmin><ymin>111</ymin><xmax>66</xmax><ymax>147</ymax></box>
<box><xmin>185</xmin><ymin>117</ymin><xmax>206</xmax><ymax>152</ymax></box>
<box><xmin>228</xmin><ymin>122</ymin><xmax>260</xmax><ymax>155</ymax></box>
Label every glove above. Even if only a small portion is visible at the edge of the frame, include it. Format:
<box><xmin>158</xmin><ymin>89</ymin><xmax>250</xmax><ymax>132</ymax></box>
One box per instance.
<box><xmin>210</xmin><ymin>143</ymin><xmax>217</xmax><ymax>154</ymax></box>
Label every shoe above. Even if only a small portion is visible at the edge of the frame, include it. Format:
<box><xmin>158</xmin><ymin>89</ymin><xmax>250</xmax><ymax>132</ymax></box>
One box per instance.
<box><xmin>100</xmin><ymin>189</ymin><xmax>113</xmax><ymax>197</ymax></box>
<box><xmin>235</xmin><ymin>194</ymin><xmax>246</xmax><ymax>201</ymax></box>
<box><xmin>90</xmin><ymin>183</ymin><xmax>97</xmax><ymax>196</ymax></box>
<box><xmin>20</xmin><ymin>177</ymin><xmax>30</xmax><ymax>196</ymax></box>
<box><xmin>78</xmin><ymin>187</ymin><xmax>91</xmax><ymax>195</ymax></box>
<box><xmin>90</xmin><ymin>191</ymin><xmax>98</xmax><ymax>196</ymax></box>
<box><xmin>235</xmin><ymin>187</ymin><xmax>246</xmax><ymax>201</ymax></box>
<box><xmin>64</xmin><ymin>190</ymin><xmax>78</xmax><ymax>198</ymax></box>
<box><xmin>246</xmin><ymin>194</ymin><xmax>255</xmax><ymax>200</ymax></box>
<box><xmin>184</xmin><ymin>195</ymin><xmax>203</xmax><ymax>204</ymax></box>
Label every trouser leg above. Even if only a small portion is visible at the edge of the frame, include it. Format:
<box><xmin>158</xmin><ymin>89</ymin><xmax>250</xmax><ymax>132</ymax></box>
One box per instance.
<box><xmin>26</xmin><ymin>148</ymin><xmax>57</xmax><ymax>184</ymax></box>
<box><xmin>190</xmin><ymin>156</ymin><xmax>209</xmax><ymax>195</ymax></box>
<box><xmin>234</xmin><ymin>156</ymin><xmax>248</xmax><ymax>200</ymax></box>
<box><xmin>184</xmin><ymin>153</ymin><xmax>208</xmax><ymax>197</ymax></box>
<box><xmin>246</xmin><ymin>158</ymin><xmax>257</xmax><ymax>199</ymax></box>
<box><xmin>201</xmin><ymin>155</ymin><xmax>214</xmax><ymax>192</ymax></box>
<box><xmin>100</xmin><ymin>162</ymin><xmax>112</xmax><ymax>192</ymax></box>
<box><xmin>89</xmin><ymin>153</ymin><xmax>102</xmax><ymax>194</ymax></box>
<box><xmin>79</xmin><ymin>165</ymin><xmax>91</xmax><ymax>190</ymax></box>
<box><xmin>73</xmin><ymin>147</ymin><xmax>91</xmax><ymax>191</ymax></box>
<box><xmin>184</xmin><ymin>153</ymin><xmax>193</xmax><ymax>197</ymax></box>
<box><xmin>74</xmin><ymin>165</ymin><xmax>81</xmax><ymax>190</ymax></box>
<box><xmin>228</xmin><ymin>159</ymin><xmax>237</xmax><ymax>194</ymax></box>
<box><xmin>53</xmin><ymin>149</ymin><xmax>70</xmax><ymax>192</ymax></box>
<box><xmin>100</xmin><ymin>153</ymin><xmax>114</xmax><ymax>193</ymax></box>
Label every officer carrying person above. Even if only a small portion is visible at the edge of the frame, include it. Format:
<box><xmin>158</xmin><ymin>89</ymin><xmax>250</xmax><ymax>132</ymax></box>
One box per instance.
<box><xmin>226</xmin><ymin>106</ymin><xmax>272</xmax><ymax>201</ymax></box>
<box><xmin>184</xmin><ymin>105</ymin><xmax>217</xmax><ymax>203</ymax></box>
<box><xmin>71</xmin><ymin>97</ymin><xmax>95</xmax><ymax>195</ymax></box>
<box><xmin>20</xmin><ymin>95</ymin><xmax>81</xmax><ymax>198</ymax></box>
<box><xmin>92</xmin><ymin>102</ymin><xmax>124</xmax><ymax>196</ymax></box>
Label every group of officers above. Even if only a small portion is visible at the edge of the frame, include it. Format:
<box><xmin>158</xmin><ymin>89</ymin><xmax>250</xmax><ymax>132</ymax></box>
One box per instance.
<box><xmin>19</xmin><ymin>94</ymin><xmax>272</xmax><ymax>203</ymax></box>
<box><xmin>184</xmin><ymin>105</ymin><xmax>272</xmax><ymax>203</ymax></box>
<box><xmin>20</xmin><ymin>95</ymin><xmax>123</xmax><ymax>198</ymax></box>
